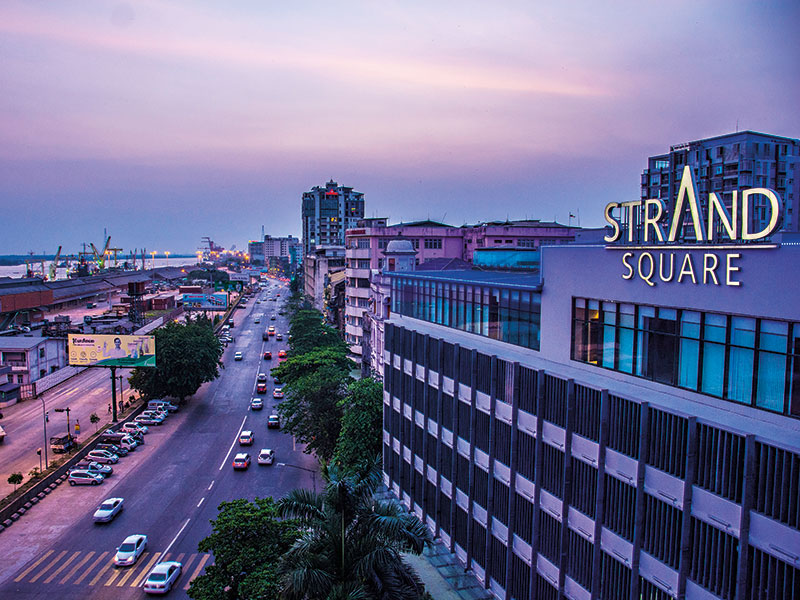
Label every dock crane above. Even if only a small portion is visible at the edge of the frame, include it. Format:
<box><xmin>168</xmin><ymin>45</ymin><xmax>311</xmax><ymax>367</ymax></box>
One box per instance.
<box><xmin>48</xmin><ymin>246</ymin><xmax>62</xmax><ymax>280</ymax></box>
<box><xmin>89</xmin><ymin>236</ymin><xmax>111</xmax><ymax>269</ymax></box>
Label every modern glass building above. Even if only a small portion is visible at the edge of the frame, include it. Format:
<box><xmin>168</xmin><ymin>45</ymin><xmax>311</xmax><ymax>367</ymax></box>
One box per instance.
<box><xmin>381</xmin><ymin>243</ymin><xmax>800</xmax><ymax>600</ymax></box>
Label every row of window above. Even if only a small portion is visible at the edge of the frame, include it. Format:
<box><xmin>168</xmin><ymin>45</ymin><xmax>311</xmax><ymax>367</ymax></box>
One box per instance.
<box><xmin>572</xmin><ymin>297</ymin><xmax>800</xmax><ymax>417</ymax></box>
<box><xmin>389</xmin><ymin>276</ymin><xmax>541</xmax><ymax>350</ymax></box>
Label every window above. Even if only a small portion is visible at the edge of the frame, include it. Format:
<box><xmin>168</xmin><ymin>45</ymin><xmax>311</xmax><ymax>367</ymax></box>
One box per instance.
<box><xmin>39</xmin><ymin>348</ymin><xmax>46</xmax><ymax>358</ymax></box>
<box><xmin>423</xmin><ymin>238</ymin><xmax>442</xmax><ymax>249</ymax></box>
<box><xmin>356</xmin><ymin>239</ymin><xmax>370</xmax><ymax>249</ymax></box>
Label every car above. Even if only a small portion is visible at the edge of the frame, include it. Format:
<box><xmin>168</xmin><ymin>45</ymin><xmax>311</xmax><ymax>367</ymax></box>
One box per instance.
<box><xmin>278</xmin><ymin>350</ymin><xmax>287</xmax><ymax>358</ymax></box>
<box><xmin>257</xmin><ymin>448</ymin><xmax>275</xmax><ymax>465</ymax></box>
<box><xmin>273</xmin><ymin>388</ymin><xmax>284</xmax><ymax>399</ymax></box>
<box><xmin>114</xmin><ymin>534</ymin><xmax>147</xmax><ymax>566</ymax></box>
<box><xmin>135</xmin><ymin>415</ymin><xmax>161</xmax><ymax>427</ymax></box>
<box><xmin>68</xmin><ymin>470</ymin><xmax>104</xmax><ymax>486</ymax></box>
<box><xmin>143</xmin><ymin>561</ymin><xmax>182</xmax><ymax>594</ymax></box>
<box><xmin>268</xmin><ymin>414</ymin><xmax>280</xmax><ymax>429</ymax></box>
<box><xmin>234</xmin><ymin>351</ymin><xmax>243</xmax><ymax>361</ymax></box>
<box><xmin>93</xmin><ymin>497</ymin><xmax>124</xmax><ymax>522</ymax></box>
<box><xmin>267</xmin><ymin>326</ymin><xmax>275</xmax><ymax>336</ymax></box>
<box><xmin>144</xmin><ymin>408</ymin><xmax>168</xmax><ymax>419</ymax></box>
<box><xmin>250</xmin><ymin>398</ymin><xmax>263</xmax><ymax>410</ymax></box>
<box><xmin>121</xmin><ymin>422</ymin><xmax>148</xmax><ymax>435</ymax></box>
<box><xmin>276</xmin><ymin>333</ymin><xmax>283</xmax><ymax>341</ymax></box>
<box><xmin>254</xmin><ymin>317</ymin><xmax>260</xmax><ymax>324</ymax></box>
<box><xmin>256</xmin><ymin>382</ymin><xmax>267</xmax><ymax>394</ymax></box>
<box><xmin>86</xmin><ymin>449</ymin><xmax>119</xmax><ymax>464</ymax></box>
<box><xmin>270</xmin><ymin>315</ymin><xmax>276</xmax><ymax>321</ymax></box>
<box><xmin>263</xmin><ymin>351</ymin><xmax>272</xmax><ymax>360</ymax></box>
<box><xmin>72</xmin><ymin>461</ymin><xmax>113</xmax><ymax>477</ymax></box>
<box><xmin>257</xmin><ymin>373</ymin><xmax>267</xmax><ymax>383</ymax></box>
<box><xmin>239</xmin><ymin>430</ymin><xmax>254</xmax><ymax>445</ymax></box>
<box><xmin>273</xmin><ymin>376</ymin><xmax>281</xmax><ymax>385</ymax></box>
<box><xmin>96</xmin><ymin>442</ymin><xmax>128</xmax><ymax>456</ymax></box>
<box><xmin>232</xmin><ymin>452</ymin><xmax>251</xmax><ymax>470</ymax></box>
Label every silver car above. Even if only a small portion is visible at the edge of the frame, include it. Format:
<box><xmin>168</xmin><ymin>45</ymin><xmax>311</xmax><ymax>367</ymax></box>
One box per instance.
<box><xmin>143</xmin><ymin>561</ymin><xmax>182</xmax><ymax>594</ymax></box>
<box><xmin>86</xmin><ymin>449</ymin><xmax>119</xmax><ymax>464</ymax></box>
<box><xmin>93</xmin><ymin>497</ymin><xmax>124</xmax><ymax>522</ymax></box>
<box><xmin>68</xmin><ymin>470</ymin><xmax>104</xmax><ymax>486</ymax></box>
<box><xmin>114</xmin><ymin>534</ymin><xmax>147</xmax><ymax>566</ymax></box>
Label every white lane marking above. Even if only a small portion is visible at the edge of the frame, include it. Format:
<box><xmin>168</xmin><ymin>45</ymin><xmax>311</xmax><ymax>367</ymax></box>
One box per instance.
<box><xmin>207</xmin><ymin>481</ymin><xmax>214</xmax><ymax>491</ymax></box>
<box><xmin>156</xmin><ymin>517</ymin><xmax>191</xmax><ymax>577</ymax></box>
<box><xmin>197</xmin><ymin>497</ymin><xmax>205</xmax><ymax>508</ymax></box>
<box><xmin>219</xmin><ymin>415</ymin><xmax>248</xmax><ymax>470</ymax></box>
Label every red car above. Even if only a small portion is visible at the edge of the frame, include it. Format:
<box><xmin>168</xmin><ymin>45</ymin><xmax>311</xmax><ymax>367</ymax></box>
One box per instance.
<box><xmin>278</xmin><ymin>350</ymin><xmax>287</xmax><ymax>358</ymax></box>
<box><xmin>257</xmin><ymin>382</ymin><xmax>267</xmax><ymax>394</ymax></box>
<box><xmin>263</xmin><ymin>351</ymin><xmax>272</xmax><ymax>360</ymax></box>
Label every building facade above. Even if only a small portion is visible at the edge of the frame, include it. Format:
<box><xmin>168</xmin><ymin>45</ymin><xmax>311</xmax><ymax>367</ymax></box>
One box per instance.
<box><xmin>303</xmin><ymin>246</ymin><xmax>345</xmax><ymax>312</ymax></box>
<box><xmin>0</xmin><ymin>337</ymin><xmax>67</xmax><ymax>386</ymax></box>
<box><xmin>381</xmin><ymin>241</ymin><xmax>800</xmax><ymax>600</ymax></box>
<box><xmin>345</xmin><ymin>219</ymin><xmax>576</xmax><ymax>361</ymax></box>
<box><xmin>642</xmin><ymin>131</ymin><xmax>800</xmax><ymax>236</ymax></box>
<box><xmin>302</xmin><ymin>180</ymin><xmax>365</xmax><ymax>259</ymax></box>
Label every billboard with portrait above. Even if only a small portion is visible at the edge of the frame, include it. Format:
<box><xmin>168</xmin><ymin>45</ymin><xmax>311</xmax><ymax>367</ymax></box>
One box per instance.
<box><xmin>68</xmin><ymin>334</ymin><xmax>156</xmax><ymax>367</ymax></box>
<box><xmin>181</xmin><ymin>293</ymin><xmax>228</xmax><ymax>310</ymax></box>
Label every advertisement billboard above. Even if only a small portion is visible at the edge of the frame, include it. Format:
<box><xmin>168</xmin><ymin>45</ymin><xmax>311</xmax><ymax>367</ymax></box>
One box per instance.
<box><xmin>229</xmin><ymin>273</ymin><xmax>250</xmax><ymax>282</ymax></box>
<box><xmin>68</xmin><ymin>334</ymin><xmax>156</xmax><ymax>367</ymax></box>
<box><xmin>181</xmin><ymin>293</ymin><xmax>229</xmax><ymax>310</ymax></box>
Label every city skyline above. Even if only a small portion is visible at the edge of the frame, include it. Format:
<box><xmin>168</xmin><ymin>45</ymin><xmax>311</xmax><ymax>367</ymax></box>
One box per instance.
<box><xmin>1</xmin><ymin>1</ymin><xmax>798</xmax><ymax>253</ymax></box>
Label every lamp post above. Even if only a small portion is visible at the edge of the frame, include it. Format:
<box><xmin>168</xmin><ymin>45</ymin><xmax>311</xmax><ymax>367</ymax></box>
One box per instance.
<box><xmin>277</xmin><ymin>462</ymin><xmax>317</xmax><ymax>492</ymax></box>
<box><xmin>117</xmin><ymin>374</ymin><xmax>125</xmax><ymax>412</ymax></box>
<box><xmin>164</xmin><ymin>251</ymin><xmax>170</xmax><ymax>265</ymax></box>
<box><xmin>150</xmin><ymin>251</ymin><xmax>157</xmax><ymax>269</ymax></box>
<box><xmin>39</xmin><ymin>396</ymin><xmax>48</xmax><ymax>469</ymax></box>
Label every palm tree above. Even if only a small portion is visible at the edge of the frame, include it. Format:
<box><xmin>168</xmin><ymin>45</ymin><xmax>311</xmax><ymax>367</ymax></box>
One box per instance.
<box><xmin>277</xmin><ymin>458</ymin><xmax>431</xmax><ymax>600</ymax></box>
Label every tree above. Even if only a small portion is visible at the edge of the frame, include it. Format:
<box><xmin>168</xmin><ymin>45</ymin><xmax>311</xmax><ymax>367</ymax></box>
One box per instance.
<box><xmin>129</xmin><ymin>317</ymin><xmax>223</xmax><ymax>403</ymax></box>
<box><xmin>334</xmin><ymin>378</ymin><xmax>384</xmax><ymax>472</ymax></box>
<box><xmin>89</xmin><ymin>413</ymin><xmax>100</xmax><ymax>432</ymax></box>
<box><xmin>278</xmin><ymin>459</ymin><xmax>431</xmax><ymax>600</ymax></box>
<box><xmin>188</xmin><ymin>497</ymin><xmax>299</xmax><ymax>600</ymax></box>
<box><xmin>288</xmin><ymin>309</ymin><xmax>349</xmax><ymax>356</ymax></box>
<box><xmin>8</xmin><ymin>472</ymin><xmax>22</xmax><ymax>491</ymax></box>
<box><xmin>272</xmin><ymin>349</ymin><xmax>354</xmax><ymax>462</ymax></box>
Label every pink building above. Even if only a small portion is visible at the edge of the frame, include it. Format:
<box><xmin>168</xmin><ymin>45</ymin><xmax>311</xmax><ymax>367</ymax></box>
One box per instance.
<box><xmin>344</xmin><ymin>218</ymin><xmax>576</xmax><ymax>359</ymax></box>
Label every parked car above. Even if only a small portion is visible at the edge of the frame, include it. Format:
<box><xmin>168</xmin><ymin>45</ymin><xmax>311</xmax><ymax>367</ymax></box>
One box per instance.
<box><xmin>135</xmin><ymin>415</ymin><xmax>161</xmax><ymax>427</ymax></box>
<box><xmin>268</xmin><ymin>414</ymin><xmax>280</xmax><ymax>429</ymax></box>
<box><xmin>71</xmin><ymin>460</ymin><xmax>113</xmax><ymax>477</ymax></box>
<box><xmin>232</xmin><ymin>452</ymin><xmax>251</xmax><ymax>470</ymax></box>
<box><xmin>239</xmin><ymin>430</ymin><xmax>254</xmax><ymax>445</ymax></box>
<box><xmin>234</xmin><ymin>351</ymin><xmax>243</xmax><ymax>361</ymax></box>
<box><xmin>121</xmin><ymin>422</ymin><xmax>148</xmax><ymax>435</ymax></box>
<box><xmin>93</xmin><ymin>497</ymin><xmax>124</xmax><ymax>522</ymax></box>
<box><xmin>68</xmin><ymin>470</ymin><xmax>104</xmax><ymax>486</ymax></box>
<box><xmin>143</xmin><ymin>561</ymin><xmax>183</xmax><ymax>594</ymax></box>
<box><xmin>86</xmin><ymin>449</ymin><xmax>119</xmax><ymax>464</ymax></box>
<box><xmin>273</xmin><ymin>388</ymin><xmax>284</xmax><ymax>399</ymax></box>
<box><xmin>143</xmin><ymin>409</ymin><xmax>168</xmax><ymax>420</ymax></box>
<box><xmin>250</xmin><ymin>398</ymin><xmax>263</xmax><ymax>410</ymax></box>
<box><xmin>257</xmin><ymin>448</ymin><xmax>275</xmax><ymax>465</ymax></box>
<box><xmin>96</xmin><ymin>442</ymin><xmax>128</xmax><ymax>456</ymax></box>
<box><xmin>114</xmin><ymin>534</ymin><xmax>148</xmax><ymax>566</ymax></box>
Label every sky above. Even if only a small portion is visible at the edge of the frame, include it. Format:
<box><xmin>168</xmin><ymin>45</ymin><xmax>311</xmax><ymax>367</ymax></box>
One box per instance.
<box><xmin>1</xmin><ymin>1</ymin><xmax>798</xmax><ymax>254</ymax></box>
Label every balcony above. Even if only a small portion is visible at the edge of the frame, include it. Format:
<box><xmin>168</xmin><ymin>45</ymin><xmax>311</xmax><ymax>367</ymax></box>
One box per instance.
<box><xmin>739</xmin><ymin>159</ymin><xmax>754</xmax><ymax>172</ymax></box>
<box><xmin>345</xmin><ymin>267</ymin><xmax>370</xmax><ymax>280</ymax></box>
<box><xmin>347</xmin><ymin>287</ymin><xmax>370</xmax><ymax>299</ymax></box>
<box><xmin>345</xmin><ymin>247</ymin><xmax>371</xmax><ymax>260</ymax></box>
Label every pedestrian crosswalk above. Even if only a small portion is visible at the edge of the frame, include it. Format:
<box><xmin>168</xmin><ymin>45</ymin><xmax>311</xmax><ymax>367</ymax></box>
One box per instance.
<box><xmin>13</xmin><ymin>548</ymin><xmax>212</xmax><ymax>590</ymax></box>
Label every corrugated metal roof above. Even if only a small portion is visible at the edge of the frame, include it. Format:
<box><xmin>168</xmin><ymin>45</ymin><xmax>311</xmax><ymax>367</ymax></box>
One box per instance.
<box><xmin>386</xmin><ymin>269</ymin><xmax>541</xmax><ymax>289</ymax></box>
<box><xmin>0</xmin><ymin>336</ymin><xmax>47</xmax><ymax>349</ymax></box>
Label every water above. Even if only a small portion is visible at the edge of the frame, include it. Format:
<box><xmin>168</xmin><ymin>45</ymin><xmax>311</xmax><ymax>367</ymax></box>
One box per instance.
<box><xmin>0</xmin><ymin>257</ymin><xmax>199</xmax><ymax>280</ymax></box>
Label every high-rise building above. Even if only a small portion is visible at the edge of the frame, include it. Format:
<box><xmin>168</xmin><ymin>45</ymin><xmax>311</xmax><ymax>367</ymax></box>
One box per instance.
<box><xmin>381</xmin><ymin>226</ymin><xmax>800</xmax><ymax>598</ymax></box>
<box><xmin>302</xmin><ymin>180</ymin><xmax>365</xmax><ymax>258</ymax></box>
<box><xmin>642</xmin><ymin>131</ymin><xmax>800</xmax><ymax>238</ymax></box>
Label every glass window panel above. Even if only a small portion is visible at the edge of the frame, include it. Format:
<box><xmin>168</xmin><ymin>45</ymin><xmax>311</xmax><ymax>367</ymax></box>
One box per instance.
<box><xmin>728</xmin><ymin>345</ymin><xmax>754</xmax><ymax>404</ymax></box>
<box><xmin>602</xmin><ymin>303</ymin><xmax>616</xmax><ymax>369</ymax></box>
<box><xmin>756</xmin><ymin>351</ymin><xmax>785</xmax><ymax>412</ymax></box>
<box><xmin>730</xmin><ymin>317</ymin><xmax>756</xmax><ymax>347</ymax></box>
<box><xmin>681</xmin><ymin>311</ymin><xmax>701</xmax><ymax>339</ymax></box>
<box><xmin>759</xmin><ymin>320</ymin><xmax>788</xmax><ymax>352</ymax></box>
<box><xmin>679</xmin><ymin>338</ymin><xmax>700</xmax><ymax>389</ymax></box>
<box><xmin>702</xmin><ymin>341</ymin><xmax>725</xmax><ymax>397</ymax></box>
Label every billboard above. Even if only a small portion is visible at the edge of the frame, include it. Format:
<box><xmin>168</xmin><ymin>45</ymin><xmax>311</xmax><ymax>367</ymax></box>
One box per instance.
<box><xmin>68</xmin><ymin>334</ymin><xmax>156</xmax><ymax>367</ymax></box>
<box><xmin>182</xmin><ymin>293</ymin><xmax>229</xmax><ymax>310</ymax></box>
<box><xmin>229</xmin><ymin>273</ymin><xmax>250</xmax><ymax>282</ymax></box>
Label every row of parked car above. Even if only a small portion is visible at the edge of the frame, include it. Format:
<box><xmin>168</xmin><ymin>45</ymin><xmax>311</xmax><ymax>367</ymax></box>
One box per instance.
<box><xmin>67</xmin><ymin>400</ymin><xmax>178</xmax><ymax>486</ymax></box>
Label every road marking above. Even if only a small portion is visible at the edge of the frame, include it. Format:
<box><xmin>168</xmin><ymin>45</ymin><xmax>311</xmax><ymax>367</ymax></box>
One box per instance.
<box><xmin>180</xmin><ymin>553</ymin><xmax>196</xmax><ymax>575</ymax></box>
<box><xmin>104</xmin><ymin>562</ymin><xmax>124</xmax><ymax>586</ymax></box>
<box><xmin>73</xmin><ymin>551</ymin><xmax>108</xmax><ymax>585</ymax></box>
<box><xmin>44</xmin><ymin>550</ymin><xmax>81</xmax><ymax>584</ymax></box>
<box><xmin>219</xmin><ymin>415</ymin><xmax>247</xmax><ymax>470</ymax></box>
<box><xmin>116</xmin><ymin>552</ymin><xmax>147</xmax><ymax>586</ymax></box>
<box><xmin>60</xmin><ymin>550</ymin><xmax>95</xmax><ymax>584</ymax></box>
<box><xmin>88</xmin><ymin>555</ymin><xmax>115</xmax><ymax>586</ymax></box>
<box><xmin>197</xmin><ymin>497</ymin><xmax>205</xmax><ymax>507</ymax></box>
<box><xmin>29</xmin><ymin>549</ymin><xmax>67</xmax><ymax>583</ymax></box>
<box><xmin>14</xmin><ymin>549</ymin><xmax>54</xmax><ymax>582</ymax></box>
<box><xmin>162</xmin><ymin>517</ymin><xmax>191</xmax><ymax>558</ymax></box>
<box><xmin>184</xmin><ymin>554</ymin><xmax>210</xmax><ymax>590</ymax></box>
<box><xmin>207</xmin><ymin>480</ymin><xmax>214</xmax><ymax>490</ymax></box>
<box><xmin>131</xmin><ymin>551</ymin><xmax>161</xmax><ymax>587</ymax></box>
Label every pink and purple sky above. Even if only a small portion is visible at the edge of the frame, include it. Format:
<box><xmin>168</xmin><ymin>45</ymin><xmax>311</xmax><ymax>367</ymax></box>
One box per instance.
<box><xmin>1</xmin><ymin>1</ymin><xmax>798</xmax><ymax>254</ymax></box>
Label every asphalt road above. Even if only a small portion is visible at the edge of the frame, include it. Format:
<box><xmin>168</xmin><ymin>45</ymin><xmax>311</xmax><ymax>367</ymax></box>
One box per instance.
<box><xmin>0</xmin><ymin>280</ymin><xmax>317</xmax><ymax>599</ymax></box>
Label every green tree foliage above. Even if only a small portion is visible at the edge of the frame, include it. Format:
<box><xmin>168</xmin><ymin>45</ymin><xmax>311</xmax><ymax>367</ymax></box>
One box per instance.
<box><xmin>277</xmin><ymin>459</ymin><xmax>431</xmax><ymax>600</ymax></box>
<box><xmin>272</xmin><ymin>349</ymin><xmax>354</xmax><ymax>462</ymax></box>
<box><xmin>288</xmin><ymin>309</ymin><xmax>349</xmax><ymax>356</ymax></box>
<box><xmin>334</xmin><ymin>378</ymin><xmax>384</xmax><ymax>472</ymax></box>
<box><xmin>129</xmin><ymin>316</ymin><xmax>223</xmax><ymax>403</ymax></box>
<box><xmin>7</xmin><ymin>472</ymin><xmax>23</xmax><ymax>491</ymax></box>
<box><xmin>89</xmin><ymin>412</ymin><xmax>100</xmax><ymax>432</ymax></box>
<box><xmin>188</xmin><ymin>497</ymin><xmax>299</xmax><ymax>600</ymax></box>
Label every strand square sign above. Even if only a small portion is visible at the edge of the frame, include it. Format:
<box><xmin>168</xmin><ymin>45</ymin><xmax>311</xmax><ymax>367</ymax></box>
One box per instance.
<box><xmin>68</xmin><ymin>334</ymin><xmax>156</xmax><ymax>367</ymax></box>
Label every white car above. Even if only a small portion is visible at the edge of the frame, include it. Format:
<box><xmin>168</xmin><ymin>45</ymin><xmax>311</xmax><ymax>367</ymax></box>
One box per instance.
<box><xmin>234</xmin><ymin>351</ymin><xmax>243</xmax><ymax>361</ymax></box>
<box><xmin>86</xmin><ymin>449</ymin><xmax>119</xmax><ymax>464</ymax></box>
<box><xmin>143</xmin><ymin>561</ymin><xmax>183</xmax><ymax>594</ymax></box>
<box><xmin>121</xmin><ymin>422</ymin><xmax>148</xmax><ymax>434</ymax></box>
<box><xmin>257</xmin><ymin>448</ymin><xmax>275</xmax><ymax>465</ymax></box>
<box><xmin>93</xmin><ymin>497</ymin><xmax>124</xmax><ymax>522</ymax></box>
<box><xmin>68</xmin><ymin>470</ymin><xmax>104</xmax><ymax>486</ymax></box>
<box><xmin>114</xmin><ymin>534</ymin><xmax>147</xmax><ymax>566</ymax></box>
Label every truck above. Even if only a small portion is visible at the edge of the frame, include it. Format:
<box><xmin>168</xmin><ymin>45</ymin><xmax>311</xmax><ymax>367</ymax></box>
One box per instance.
<box><xmin>50</xmin><ymin>434</ymin><xmax>75</xmax><ymax>453</ymax></box>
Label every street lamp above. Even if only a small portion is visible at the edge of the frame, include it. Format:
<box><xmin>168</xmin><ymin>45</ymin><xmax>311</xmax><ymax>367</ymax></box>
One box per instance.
<box><xmin>150</xmin><ymin>251</ymin><xmax>157</xmax><ymax>269</ymax></box>
<box><xmin>117</xmin><ymin>374</ymin><xmax>125</xmax><ymax>412</ymax></box>
<box><xmin>164</xmin><ymin>251</ymin><xmax>170</xmax><ymax>265</ymax></box>
<box><xmin>277</xmin><ymin>462</ymin><xmax>317</xmax><ymax>492</ymax></box>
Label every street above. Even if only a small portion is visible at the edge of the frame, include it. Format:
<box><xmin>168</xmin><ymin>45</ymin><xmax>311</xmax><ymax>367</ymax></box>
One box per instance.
<box><xmin>0</xmin><ymin>280</ymin><xmax>316</xmax><ymax>598</ymax></box>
